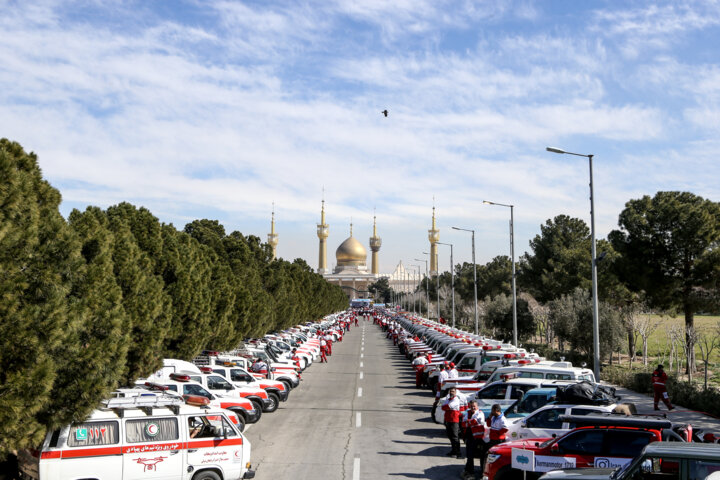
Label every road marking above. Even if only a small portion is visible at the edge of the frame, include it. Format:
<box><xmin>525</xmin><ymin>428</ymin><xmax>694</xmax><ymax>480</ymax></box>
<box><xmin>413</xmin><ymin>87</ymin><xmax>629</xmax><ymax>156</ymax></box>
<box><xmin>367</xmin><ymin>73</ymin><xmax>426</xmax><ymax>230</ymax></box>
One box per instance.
<box><xmin>360</xmin><ymin>361</ymin><xmax>363</xmax><ymax>367</ymax></box>
<box><xmin>359</xmin><ymin>371</ymin><xmax>364</xmax><ymax>379</ymax></box>
<box><xmin>358</xmin><ymin>387</ymin><xmax>363</xmax><ymax>397</ymax></box>
<box><xmin>356</xmin><ymin>412</ymin><xmax>362</xmax><ymax>427</ymax></box>
<box><xmin>360</xmin><ymin>353</ymin><xmax>364</xmax><ymax>358</ymax></box>
<box><xmin>361</xmin><ymin>346</ymin><xmax>364</xmax><ymax>351</ymax></box>
<box><xmin>353</xmin><ymin>457</ymin><xmax>360</xmax><ymax>480</ymax></box>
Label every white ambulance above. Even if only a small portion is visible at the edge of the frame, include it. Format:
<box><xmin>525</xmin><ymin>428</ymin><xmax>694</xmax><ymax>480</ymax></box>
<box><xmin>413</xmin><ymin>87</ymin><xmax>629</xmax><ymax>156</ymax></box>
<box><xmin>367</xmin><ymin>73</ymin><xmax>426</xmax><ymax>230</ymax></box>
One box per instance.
<box><xmin>18</xmin><ymin>395</ymin><xmax>255</xmax><ymax>480</ymax></box>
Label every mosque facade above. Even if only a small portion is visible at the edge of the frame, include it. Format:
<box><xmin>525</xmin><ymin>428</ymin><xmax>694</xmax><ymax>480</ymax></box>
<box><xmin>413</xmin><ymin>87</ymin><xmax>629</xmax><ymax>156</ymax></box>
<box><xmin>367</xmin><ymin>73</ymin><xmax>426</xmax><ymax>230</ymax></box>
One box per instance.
<box><xmin>269</xmin><ymin>200</ymin><xmax>435</xmax><ymax>301</ymax></box>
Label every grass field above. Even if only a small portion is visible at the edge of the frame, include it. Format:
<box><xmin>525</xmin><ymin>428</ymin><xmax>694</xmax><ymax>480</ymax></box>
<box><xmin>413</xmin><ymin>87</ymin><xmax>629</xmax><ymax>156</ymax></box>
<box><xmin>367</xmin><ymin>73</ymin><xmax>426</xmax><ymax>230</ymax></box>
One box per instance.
<box><xmin>634</xmin><ymin>314</ymin><xmax>720</xmax><ymax>383</ymax></box>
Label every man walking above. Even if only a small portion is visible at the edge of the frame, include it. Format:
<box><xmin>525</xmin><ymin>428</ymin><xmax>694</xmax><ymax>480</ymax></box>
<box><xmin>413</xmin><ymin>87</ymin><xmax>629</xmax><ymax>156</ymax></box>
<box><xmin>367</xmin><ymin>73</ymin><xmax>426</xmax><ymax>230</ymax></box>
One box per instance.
<box><xmin>651</xmin><ymin>364</ymin><xmax>674</xmax><ymax>411</ymax></box>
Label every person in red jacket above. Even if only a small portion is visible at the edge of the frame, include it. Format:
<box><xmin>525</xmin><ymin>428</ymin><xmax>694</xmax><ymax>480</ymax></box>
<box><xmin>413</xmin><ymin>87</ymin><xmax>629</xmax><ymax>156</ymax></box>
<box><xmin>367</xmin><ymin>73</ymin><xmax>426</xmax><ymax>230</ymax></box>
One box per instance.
<box><xmin>486</xmin><ymin>404</ymin><xmax>508</xmax><ymax>448</ymax></box>
<box><xmin>441</xmin><ymin>387</ymin><xmax>462</xmax><ymax>458</ymax></box>
<box><xmin>652</xmin><ymin>364</ymin><xmax>674</xmax><ymax>411</ymax></box>
<box><xmin>461</xmin><ymin>400</ymin><xmax>485</xmax><ymax>478</ymax></box>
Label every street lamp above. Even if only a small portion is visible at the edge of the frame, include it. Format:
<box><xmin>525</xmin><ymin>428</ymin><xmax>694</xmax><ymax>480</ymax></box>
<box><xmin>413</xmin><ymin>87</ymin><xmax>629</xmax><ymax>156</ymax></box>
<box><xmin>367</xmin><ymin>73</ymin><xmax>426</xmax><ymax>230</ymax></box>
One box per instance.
<box><xmin>415</xmin><ymin>256</ymin><xmax>430</xmax><ymax>319</ymax></box>
<box><xmin>452</xmin><ymin>226</ymin><xmax>478</xmax><ymax>335</ymax></box>
<box><xmin>437</xmin><ymin>242</ymin><xmax>455</xmax><ymax>328</ymax></box>
<box><xmin>546</xmin><ymin>146</ymin><xmax>600</xmax><ymax>381</ymax></box>
<box><xmin>412</xmin><ymin>264</ymin><xmax>422</xmax><ymax>317</ymax></box>
<box><xmin>484</xmin><ymin>200</ymin><xmax>518</xmax><ymax>347</ymax></box>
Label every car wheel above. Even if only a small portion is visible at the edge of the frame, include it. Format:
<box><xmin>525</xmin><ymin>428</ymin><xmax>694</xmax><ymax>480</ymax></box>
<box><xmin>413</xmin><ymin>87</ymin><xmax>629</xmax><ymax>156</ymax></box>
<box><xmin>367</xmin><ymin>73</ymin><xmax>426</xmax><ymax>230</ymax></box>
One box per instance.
<box><xmin>192</xmin><ymin>470</ymin><xmax>221</xmax><ymax>480</ymax></box>
<box><xmin>263</xmin><ymin>393</ymin><xmax>280</xmax><ymax>413</ymax></box>
<box><xmin>281</xmin><ymin>379</ymin><xmax>293</xmax><ymax>391</ymax></box>
<box><xmin>250</xmin><ymin>400</ymin><xmax>264</xmax><ymax>420</ymax></box>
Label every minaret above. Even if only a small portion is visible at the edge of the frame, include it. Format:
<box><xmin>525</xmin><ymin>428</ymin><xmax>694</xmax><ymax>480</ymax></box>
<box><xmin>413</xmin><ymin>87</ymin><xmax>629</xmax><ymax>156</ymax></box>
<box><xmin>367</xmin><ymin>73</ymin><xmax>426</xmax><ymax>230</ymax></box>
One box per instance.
<box><xmin>267</xmin><ymin>203</ymin><xmax>278</xmax><ymax>260</ymax></box>
<box><xmin>428</xmin><ymin>204</ymin><xmax>440</xmax><ymax>274</ymax></box>
<box><xmin>369</xmin><ymin>212</ymin><xmax>382</xmax><ymax>275</ymax></box>
<box><xmin>317</xmin><ymin>199</ymin><xmax>329</xmax><ymax>274</ymax></box>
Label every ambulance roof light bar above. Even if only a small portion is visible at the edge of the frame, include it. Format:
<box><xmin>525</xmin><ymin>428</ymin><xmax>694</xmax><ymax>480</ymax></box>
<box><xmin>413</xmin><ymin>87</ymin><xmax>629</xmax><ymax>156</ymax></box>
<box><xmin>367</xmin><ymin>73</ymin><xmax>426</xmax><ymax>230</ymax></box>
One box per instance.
<box><xmin>102</xmin><ymin>395</ymin><xmax>184</xmax><ymax>417</ymax></box>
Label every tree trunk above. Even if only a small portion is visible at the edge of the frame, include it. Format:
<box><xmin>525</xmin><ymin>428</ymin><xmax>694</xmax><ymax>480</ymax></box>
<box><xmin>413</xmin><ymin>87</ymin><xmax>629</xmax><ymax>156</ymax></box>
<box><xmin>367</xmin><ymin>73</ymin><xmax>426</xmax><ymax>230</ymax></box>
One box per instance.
<box><xmin>642</xmin><ymin>337</ymin><xmax>648</xmax><ymax>366</ymax></box>
<box><xmin>628</xmin><ymin>328</ymin><xmax>636</xmax><ymax>367</ymax></box>
<box><xmin>704</xmin><ymin>361</ymin><xmax>709</xmax><ymax>391</ymax></box>
<box><xmin>684</xmin><ymin>301</ymin><xmax>696</xmax><ymax>374</ymax></box>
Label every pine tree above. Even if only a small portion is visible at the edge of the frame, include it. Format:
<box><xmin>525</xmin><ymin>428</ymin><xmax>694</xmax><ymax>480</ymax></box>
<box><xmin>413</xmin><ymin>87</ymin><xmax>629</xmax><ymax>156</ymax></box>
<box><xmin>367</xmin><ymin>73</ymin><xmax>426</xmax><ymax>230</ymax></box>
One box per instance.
<box><xmin>0</xmin><ymin>139</ymin><xmax>78</xmax><ymax>455</ymax></box>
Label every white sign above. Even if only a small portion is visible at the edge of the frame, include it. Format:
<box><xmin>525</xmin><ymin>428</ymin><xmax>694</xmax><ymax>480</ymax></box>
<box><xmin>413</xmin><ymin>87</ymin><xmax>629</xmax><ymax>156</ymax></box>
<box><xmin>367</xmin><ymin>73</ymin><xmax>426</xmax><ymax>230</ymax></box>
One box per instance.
<box><xmin>534</xmin><ymin>455</ymin><xmax>577</xmax><ymax>472</ymax></box>
<box><xmin>594</xmin><ymin>457</ymin><xmax>632</xmax><ymax>469</ymax></box>
<box><xmin>512</xmin><ymin>448</ymin><xmax>535</xmax><ymax>471</ymax></box>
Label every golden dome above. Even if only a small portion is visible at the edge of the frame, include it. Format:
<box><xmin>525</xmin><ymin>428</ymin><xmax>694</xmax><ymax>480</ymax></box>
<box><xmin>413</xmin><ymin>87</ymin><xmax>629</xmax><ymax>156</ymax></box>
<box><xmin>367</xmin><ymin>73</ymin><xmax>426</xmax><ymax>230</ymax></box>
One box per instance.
<box><xmin>336</xmin><ymin>235</ymin><xmax>367</xmax><ymax>266</ymax></box>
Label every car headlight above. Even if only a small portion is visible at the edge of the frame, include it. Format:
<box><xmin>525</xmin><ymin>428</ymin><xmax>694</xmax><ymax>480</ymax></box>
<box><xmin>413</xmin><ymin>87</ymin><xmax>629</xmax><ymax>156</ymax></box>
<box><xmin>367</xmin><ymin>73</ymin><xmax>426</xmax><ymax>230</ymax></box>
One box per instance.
<box><xmin>487</xmin><ymin>454</ymin><xmax>502</xmax><ymax>464</ymax></box>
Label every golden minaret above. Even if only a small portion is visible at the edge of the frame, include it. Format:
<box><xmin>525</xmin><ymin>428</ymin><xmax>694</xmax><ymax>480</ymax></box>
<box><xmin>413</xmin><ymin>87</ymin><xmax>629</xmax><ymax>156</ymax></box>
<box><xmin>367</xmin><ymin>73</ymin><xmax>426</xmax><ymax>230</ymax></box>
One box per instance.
<box><xmin>267</xmin><ymin>203</ymin><xmax>278</xmax><ymax>260</ymax></box>
<box><xmin>369</xmin><ymin>212</ymin><xmax>382</xmax><ymax>275</ymax></box>
<box><xmin>317</xmin><ymin>199</ymin><xmax>329</xmax><ymax>274</ymax></box>
<box><xmin>428</xmin><ymin>204</ymin><xmax>440</xmax><ymax>274</ymax></box>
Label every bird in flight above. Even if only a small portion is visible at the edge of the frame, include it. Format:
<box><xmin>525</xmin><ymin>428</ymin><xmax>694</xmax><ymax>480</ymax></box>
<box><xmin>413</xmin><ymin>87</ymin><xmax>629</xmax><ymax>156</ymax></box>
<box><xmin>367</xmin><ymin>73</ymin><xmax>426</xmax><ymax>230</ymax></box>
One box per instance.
<box><xmin>381</xmin><ymin>109</ymin><xmax>388</xmax><ymax>117</ymax></box>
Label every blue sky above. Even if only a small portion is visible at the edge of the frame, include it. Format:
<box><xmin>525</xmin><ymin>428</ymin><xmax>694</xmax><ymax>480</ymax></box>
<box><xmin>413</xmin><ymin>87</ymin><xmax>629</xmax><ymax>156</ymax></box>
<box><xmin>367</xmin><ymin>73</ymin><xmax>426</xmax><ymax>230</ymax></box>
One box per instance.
<box><xmin>2</xmin><ymin>0</ymin><xmax>720</xmax><ymax>275</ymax></box>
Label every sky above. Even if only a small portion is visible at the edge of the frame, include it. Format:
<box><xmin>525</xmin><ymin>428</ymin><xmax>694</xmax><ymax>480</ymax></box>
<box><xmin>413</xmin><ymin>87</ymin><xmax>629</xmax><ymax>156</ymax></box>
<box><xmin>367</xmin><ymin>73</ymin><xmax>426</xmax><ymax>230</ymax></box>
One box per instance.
<box><xmin>2</xmin><ymin>0</ymin><xmax>720</xmax><ymax>275</ymax></box>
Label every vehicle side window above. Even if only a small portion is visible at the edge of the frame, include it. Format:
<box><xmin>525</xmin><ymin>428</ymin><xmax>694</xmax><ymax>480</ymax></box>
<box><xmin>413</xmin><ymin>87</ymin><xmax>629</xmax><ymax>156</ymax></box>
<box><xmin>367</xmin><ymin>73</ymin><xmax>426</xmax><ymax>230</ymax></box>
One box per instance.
<box><xmin>188</xmin><ymin>415</ymin><xmax>237</xmax><ymax>439</ymax></box>
<box><xmin>525</xmin><ymin>408</ymin><xmax>565</xmax><ymax>429</ymax></box>
<box><xmin>212</xmin><ymin>369</ymin><xmax>225</xmax><ymax>376</ymax></box>
<box><xmin>558</xmin><ymin>430</ymin><xmax>605</xmax><ymax>455</ymax></box>
<box><xmin>568</xmin><ymin>408</ymin><xmax>600</xmax><ymax>428</ymax></box>
<box><xmin>478</xmin><ymin>384</ymin><xmax>508</xmax><ymax>399</ymax></box>
<box><xmin>230</xmin><ymin>369</ymin><xmax>250</xmax><ymax>382</ymax></box>
<box><xmin>510</xmin><ymin>387</ymin><xmax>525</xmax><ymax>400</ymax></box>
<box><xmin>48</xmin><ymin>429</ymin><xmax>61</xmax><ymax>448</ymax></box>
<box><xmin>67</xmin><ymin>421</ymin><xmax>120</xmax><ymax>447</ymax></box>
<box><xmin>629</xmin><ymin>457</ymin><xmax>679</xmax><ymax>480</ymax></box>
<box><xmin>688</xmin><ymin>459</ymin><xmax>720</xmax><ymax>480</ymax></box>
<box><xmin>460</xmin><ymin>357</ymin><xmax>476</xmax><ymax>369</ymax></box>
<box><xmin>207</xmin><ymin>375</ymin><xmax>233</xmax><ymax>390</ymax></box>
<box><xmin>125</xmin><ymin>418</ymin><xmax>178</xmax><ymax>443</ymax></box>
<box><xmin>517</xmin><ymin>372</ymin><xmax>544</xmax><ymax>379</ymax></box>
<box><xmin>165</xmin><ymin>385</ymin><xmax>178</xmax><ymax>392</ymax></box>
<box><xmin>545</xmin><ymin>373</ymin><xmax>571</xmax><ymax>380</ymax></box>
<box><xmin>604</xmin><ymin>431</ymin><xmax>655</xmax><ymax>457</ymax></box>
<box><xmin>183</xmin><ymin>384</ymin><xmax>212</xmax><ymax>398</ymax></box>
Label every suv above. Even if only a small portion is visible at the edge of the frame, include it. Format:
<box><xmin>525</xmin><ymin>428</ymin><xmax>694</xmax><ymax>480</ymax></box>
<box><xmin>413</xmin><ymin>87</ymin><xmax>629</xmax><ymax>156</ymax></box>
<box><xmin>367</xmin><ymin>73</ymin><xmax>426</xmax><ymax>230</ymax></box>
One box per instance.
<box><xmin>539</xmin><ymin>442</ymin><xmax>720</xmax><ymax>480</ymax></box>
<box><xmin>483</xmin><ymin>415</ymin><xmax>685</xmax><ymax>480</ymax></box>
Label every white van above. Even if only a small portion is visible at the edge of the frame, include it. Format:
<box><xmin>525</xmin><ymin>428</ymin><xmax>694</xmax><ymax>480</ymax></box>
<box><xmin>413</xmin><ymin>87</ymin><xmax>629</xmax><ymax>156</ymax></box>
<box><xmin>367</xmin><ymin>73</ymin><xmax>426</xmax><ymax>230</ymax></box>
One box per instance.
<box><xmin>485</xmin><ymin>362</ymin><xmax>595</xmax><ymax>384</ymax></box>
<box><xmin>18</xmin><ymin>395</ymin><xmax>255</xmax><ymax>480</ymax></box>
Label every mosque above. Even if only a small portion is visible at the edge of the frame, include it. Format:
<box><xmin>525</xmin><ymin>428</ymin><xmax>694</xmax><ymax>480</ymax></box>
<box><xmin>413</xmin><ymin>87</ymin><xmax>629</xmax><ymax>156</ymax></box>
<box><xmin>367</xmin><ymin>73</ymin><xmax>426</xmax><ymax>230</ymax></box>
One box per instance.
<box><xmin>268</xmin><ymin>200</ymin><xmax>440</xmax><ymax>301</ymax></box>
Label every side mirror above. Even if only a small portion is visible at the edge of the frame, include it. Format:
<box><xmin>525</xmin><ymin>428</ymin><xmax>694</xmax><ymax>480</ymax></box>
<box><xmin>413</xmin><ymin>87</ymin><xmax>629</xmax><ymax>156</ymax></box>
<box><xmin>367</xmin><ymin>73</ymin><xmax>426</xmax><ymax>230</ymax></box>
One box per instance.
<box><xmin>550</xmin><ymin>443</ymin><xmax>559</xmax><ymax>453</ymax></box>
<box><xmin>520</xmin><ymin>421</ymin><xmax>527</xmax><ymax>428</ymax></box>
<box><xmin>225</xmin><ymin>385</ymin><xmax>233</xmax><ymax>390</ymax></box>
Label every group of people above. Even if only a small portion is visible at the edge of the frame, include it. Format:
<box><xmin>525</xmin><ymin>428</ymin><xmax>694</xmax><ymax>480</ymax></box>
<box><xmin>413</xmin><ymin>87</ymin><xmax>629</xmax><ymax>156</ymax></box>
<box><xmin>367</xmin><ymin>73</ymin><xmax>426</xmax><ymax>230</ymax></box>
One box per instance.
<box><xmin>440</xmin><ymin>387</ymin><xmax>508</xmax><ymax>478</ymax></box>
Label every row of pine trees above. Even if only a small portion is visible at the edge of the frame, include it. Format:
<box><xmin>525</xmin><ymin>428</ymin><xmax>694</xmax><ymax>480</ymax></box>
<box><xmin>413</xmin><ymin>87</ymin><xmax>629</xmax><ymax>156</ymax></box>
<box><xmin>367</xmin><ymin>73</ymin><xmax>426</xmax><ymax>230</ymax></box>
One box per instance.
<box><xmin>0</xmin><ymin>139</ymin><xmax>348</xmax><ymax>456</ymax></box>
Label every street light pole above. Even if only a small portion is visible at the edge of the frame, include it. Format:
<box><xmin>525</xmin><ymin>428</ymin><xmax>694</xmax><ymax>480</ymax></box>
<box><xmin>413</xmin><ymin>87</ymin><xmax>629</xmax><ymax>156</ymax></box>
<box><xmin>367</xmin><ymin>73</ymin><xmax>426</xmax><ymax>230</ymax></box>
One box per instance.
<box><xmin>547</xmin><ymin>147</ymin><xmax>600</xmax><ymax>381</ymax></box>
<box><xmin>438</xmin><ymin>242</ymin><xmax>455</xmax><ymax>328</ymax></box>
<box><xmin>412</xmin><ymin>264</ymin><xmax>421</xmax><ymax>317</ymax></box>
<box><xmin>452</xmin><ymin>227</ymin><xmax>478</xmax><ymax>335</ymax></box>
<box><xmin>484</xmin><ymin>200</ymin><xmax>518</xmax><ymax>347</ymax></box>
<box><xmin>416</xmin><ymin>256</ymin><xmax>429</xmax><ymax>319</ymax></box>
<box><xmin>435</xmin><ymin>251</ymin><xmax>440</xmax><ymax>321</ymax></box>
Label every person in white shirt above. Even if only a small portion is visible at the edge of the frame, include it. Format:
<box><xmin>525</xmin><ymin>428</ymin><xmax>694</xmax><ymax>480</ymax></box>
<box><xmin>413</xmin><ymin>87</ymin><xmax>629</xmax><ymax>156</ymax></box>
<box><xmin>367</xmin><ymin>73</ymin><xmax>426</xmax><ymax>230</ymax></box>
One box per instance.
<box><xmin>411</xmin><ymin>353</ymin><xmax>429</xmax><ymax>388</ymax></box>
<box><xmin>448</xmin><ymin>362</ymin><xmax>459</xmax><ymax>379</ymax></box>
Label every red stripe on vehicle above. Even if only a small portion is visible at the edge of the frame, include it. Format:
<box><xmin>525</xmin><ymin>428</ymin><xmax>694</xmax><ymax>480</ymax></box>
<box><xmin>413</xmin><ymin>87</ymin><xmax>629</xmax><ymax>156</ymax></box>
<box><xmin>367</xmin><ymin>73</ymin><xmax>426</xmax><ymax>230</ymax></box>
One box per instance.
<box><xmin>60</xmin><ymin>446</ymin><xmax>123</xmax><ymax>458</ymax></box>
<box><xmin>187</xmin><ymin>438</ymin><xmax>243</xmax><ymax>448</ymax></box>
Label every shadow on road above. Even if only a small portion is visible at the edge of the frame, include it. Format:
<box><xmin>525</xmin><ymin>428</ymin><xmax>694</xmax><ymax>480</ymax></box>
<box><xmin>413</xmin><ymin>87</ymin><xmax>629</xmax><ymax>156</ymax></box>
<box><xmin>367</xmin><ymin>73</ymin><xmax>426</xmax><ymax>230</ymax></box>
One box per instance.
<box><xmin>387</xmin><ymin>464</ymin><xmax>466</xmax><ymax>479</ymax></box>
<box><xmin>403</xmin><ymin>428</ymin><xmax>445</xmax><ymax>438</ymax></box>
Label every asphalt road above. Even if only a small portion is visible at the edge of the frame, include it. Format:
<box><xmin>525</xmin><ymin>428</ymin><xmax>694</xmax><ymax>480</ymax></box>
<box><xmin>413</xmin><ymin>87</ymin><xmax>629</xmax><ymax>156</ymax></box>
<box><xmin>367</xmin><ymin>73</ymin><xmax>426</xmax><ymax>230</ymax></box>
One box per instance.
<box><xmin>248</xmin><ymin>318</ymin><xmax>467</xmax><ymax>479</ymax></box>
